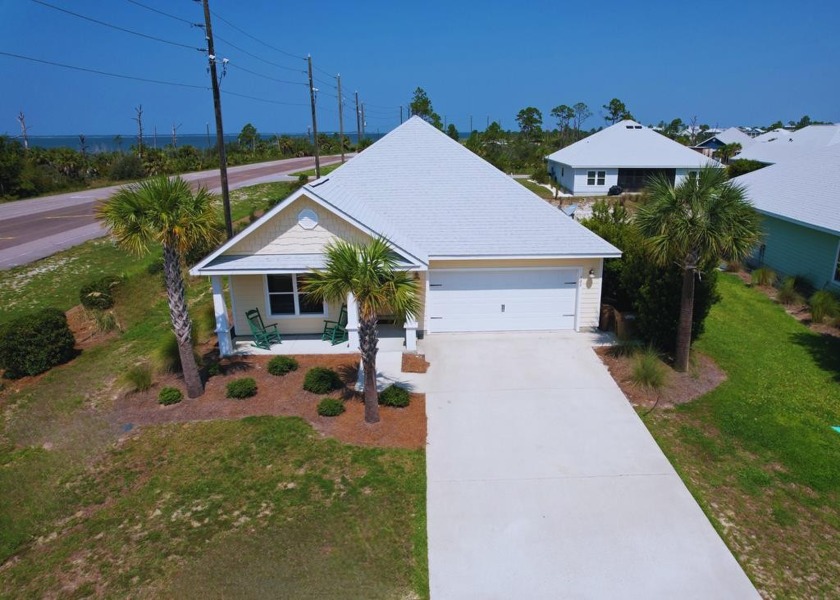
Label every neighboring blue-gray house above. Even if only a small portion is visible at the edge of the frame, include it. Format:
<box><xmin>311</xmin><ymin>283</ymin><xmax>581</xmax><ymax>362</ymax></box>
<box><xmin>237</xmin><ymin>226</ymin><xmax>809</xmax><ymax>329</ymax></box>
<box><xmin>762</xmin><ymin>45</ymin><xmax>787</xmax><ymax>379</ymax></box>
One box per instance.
<box><xmin>735</xmin><ymin>146</ymin><xmax>840</xmax><ymax>290</ymax></box>
<box><xmin>691</xmin><ymin>127</ymin><xmax>754</xmax><ymax>157</ymax></box>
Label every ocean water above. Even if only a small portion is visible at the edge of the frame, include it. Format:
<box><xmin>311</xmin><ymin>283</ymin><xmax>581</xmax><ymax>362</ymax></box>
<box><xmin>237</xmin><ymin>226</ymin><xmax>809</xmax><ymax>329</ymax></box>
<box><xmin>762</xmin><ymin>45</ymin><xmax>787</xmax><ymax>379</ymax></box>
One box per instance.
<box><xmin>16</xmin><ymin>132</ymin><xmax>387</xmax><ymax>153</ymax></box>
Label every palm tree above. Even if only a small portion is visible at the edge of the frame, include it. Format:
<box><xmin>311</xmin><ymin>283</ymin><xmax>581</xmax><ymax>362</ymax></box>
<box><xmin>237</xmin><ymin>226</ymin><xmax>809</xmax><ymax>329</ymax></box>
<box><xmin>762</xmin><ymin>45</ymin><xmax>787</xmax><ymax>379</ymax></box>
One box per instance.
<box><xmin>635</xmin><ymin>167</ymin><xmax>761</xmax><ymax>372</ymax></box>
<box><xmin>96</xmin><ymin>176</ymin><xmax>222</xmax><ymax>397</ymax></box>
<box><xmin>303</xmin><ymin>238</ymin><xmax>420</xmax><ymax>424</ymax></box>
<box><xmin>713</xmin><ymin>142</ymin><xmax>742</xmax><ymax>165</ymax></box>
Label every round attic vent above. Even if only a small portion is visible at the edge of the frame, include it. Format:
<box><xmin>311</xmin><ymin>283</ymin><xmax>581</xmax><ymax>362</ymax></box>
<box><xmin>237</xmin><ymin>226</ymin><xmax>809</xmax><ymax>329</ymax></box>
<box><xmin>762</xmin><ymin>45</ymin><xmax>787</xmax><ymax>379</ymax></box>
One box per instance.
<box><xmin>297</xmin><ymin>208</ymin><xmax>318</xmax><ymax>230</ymax></box>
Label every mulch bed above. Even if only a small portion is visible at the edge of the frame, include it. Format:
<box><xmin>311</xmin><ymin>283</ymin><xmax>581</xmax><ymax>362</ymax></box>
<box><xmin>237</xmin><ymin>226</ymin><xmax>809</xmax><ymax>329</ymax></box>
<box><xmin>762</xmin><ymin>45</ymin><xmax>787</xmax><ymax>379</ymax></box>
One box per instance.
<box><xmin>111</xmin><ymin>354</ymin><xmax>426</xmax><ymax>450</ymax></box>
<box><xmin>596</xmin><ymin>347</ymin><xmax>726</xmax><ymax>409</ymax></box>
<box><xmin>401</xmin><ymin>353</ymin><xmax>429</xmax><ymax>373</ymax></box>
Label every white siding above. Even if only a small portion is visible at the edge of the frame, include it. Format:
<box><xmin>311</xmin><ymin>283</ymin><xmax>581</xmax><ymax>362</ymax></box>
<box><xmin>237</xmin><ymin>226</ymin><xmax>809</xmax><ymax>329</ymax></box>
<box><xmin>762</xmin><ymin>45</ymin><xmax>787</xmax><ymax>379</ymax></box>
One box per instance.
<box><xmin>571</xmin><ymin>168</ymin><xmax>619</xmax><ymax>195</ymax></box>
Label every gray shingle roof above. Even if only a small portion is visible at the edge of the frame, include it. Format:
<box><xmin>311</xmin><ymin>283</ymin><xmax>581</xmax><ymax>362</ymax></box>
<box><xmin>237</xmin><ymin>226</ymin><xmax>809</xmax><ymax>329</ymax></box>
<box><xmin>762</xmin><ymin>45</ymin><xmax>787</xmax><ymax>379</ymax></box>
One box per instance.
<box><xmin>303</xmin><ymin>117</ymin><xmax>620</xmax><ymax>260</ymax></box>
<box><xmin>734</xmin><ymin>145</ymin><xmax>840</xmax><ymax>235</ymax></box>
<box><xmin>546</xmin><ymin>120</ymin><xmax>720</xmax><ymax>169</ymax></box>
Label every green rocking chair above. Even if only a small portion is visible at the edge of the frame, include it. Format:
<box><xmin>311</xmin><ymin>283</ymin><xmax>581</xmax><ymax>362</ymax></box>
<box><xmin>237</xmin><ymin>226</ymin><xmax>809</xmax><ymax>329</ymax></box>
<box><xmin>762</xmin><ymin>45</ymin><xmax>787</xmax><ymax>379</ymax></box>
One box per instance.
<box><xmin>245</xmin><ymin>307</ymin><xmax>282</xmax><ymax>350</ymax></box>
<box><xmin>322</xmin><ymin>305</ymin><xmax>349</xmax><ymax>345</ymax></box>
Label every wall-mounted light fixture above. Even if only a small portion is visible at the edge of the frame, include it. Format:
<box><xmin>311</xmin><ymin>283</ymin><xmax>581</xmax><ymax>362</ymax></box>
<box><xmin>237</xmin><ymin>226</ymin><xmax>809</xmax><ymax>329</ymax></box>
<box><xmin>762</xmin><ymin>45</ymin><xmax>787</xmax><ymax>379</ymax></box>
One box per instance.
<box><xmin>588</xmin><ymin>268</ymin><xmax>595</xmax><ymax>277</ymax></box>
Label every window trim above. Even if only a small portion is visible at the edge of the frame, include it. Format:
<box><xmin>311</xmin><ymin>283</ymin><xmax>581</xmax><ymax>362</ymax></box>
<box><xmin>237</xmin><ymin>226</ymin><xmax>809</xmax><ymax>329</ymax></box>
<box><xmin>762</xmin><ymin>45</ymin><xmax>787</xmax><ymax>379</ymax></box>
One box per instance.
<box><xmin>264</xmin><ymin>273</ymin><xmax>327</xmax><ymax>318</ymax></box>
<box><xmin>586</xmin><ymin>170</ymin><xmax>606</xmax><ymax>186</ymax></box>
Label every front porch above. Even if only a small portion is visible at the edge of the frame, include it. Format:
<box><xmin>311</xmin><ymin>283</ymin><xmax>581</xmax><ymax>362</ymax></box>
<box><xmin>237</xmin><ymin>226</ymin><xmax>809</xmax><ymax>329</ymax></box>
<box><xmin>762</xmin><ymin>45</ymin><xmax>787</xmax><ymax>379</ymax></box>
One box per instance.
<box><xmin>229</xmin><ymin>324</ymin><xmax>409</xmax><ymax>356</ymax></box>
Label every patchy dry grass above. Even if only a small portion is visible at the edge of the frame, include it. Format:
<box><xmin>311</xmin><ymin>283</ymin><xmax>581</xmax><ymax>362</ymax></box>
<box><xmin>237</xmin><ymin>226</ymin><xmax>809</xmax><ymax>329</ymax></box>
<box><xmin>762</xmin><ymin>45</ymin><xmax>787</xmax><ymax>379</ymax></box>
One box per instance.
<box><xmin>642</xmin><ymin>275</ymin><xmax>839</xmax><ymax>598</ymax></box>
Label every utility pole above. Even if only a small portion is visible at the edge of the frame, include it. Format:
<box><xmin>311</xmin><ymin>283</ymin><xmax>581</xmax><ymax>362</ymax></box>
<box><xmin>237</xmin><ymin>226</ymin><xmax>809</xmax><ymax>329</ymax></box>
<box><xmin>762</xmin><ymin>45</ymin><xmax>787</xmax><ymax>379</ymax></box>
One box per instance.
<box><xmin>17</xmin><ymin>111</ymin><xmax>29</xmax><ymax>151</ymax></box>
<box><xmin>201</xmin><ymin>0</ymin><xmax>233</xmax><ymax>239</ymax></box>
<box><xmin>153</xmin><ymin>125</ymin><xmax>157</xmax><ymax>150</ymax></box>
<box><xmin>133</xmin><ymin>105</ymin><xmax>144</xmax><ymax>159</ymax></box>
<box><xmin>172</xmin><ymin>123</ymin><xmax>182</xmax><ymax>148</ymax></box>
<box><xmin>400</xmin><ymin>105</ymin><xmax>403</xmax><ymax>124</ymax></box>
<box><xmin>205</xmin><ymin>122</ymin><xmax>211</xmax><ymax>149</ymax></box>
<box><xmin>354</xmin><ymin>91</ymin><xmax>361</xmax><ymax>147</ymax></box>
<box><xmin>306</xmin><ymin>54</ymin><xmax>321</xmax><ymax>178</ymax></box>
<box><xmin>361</xmin><ymin>103</ymin><xmax>366</xmax><ymax>139</ymax></box>
<box><xmin>470</xmin><ymin>115</ymin><xmax>473</xmax><ymax>131</ymax></box>
<box><xmin>336</xmin><ymin>74</ymin><xmax>345</xmax><ymax>163</ymax></box>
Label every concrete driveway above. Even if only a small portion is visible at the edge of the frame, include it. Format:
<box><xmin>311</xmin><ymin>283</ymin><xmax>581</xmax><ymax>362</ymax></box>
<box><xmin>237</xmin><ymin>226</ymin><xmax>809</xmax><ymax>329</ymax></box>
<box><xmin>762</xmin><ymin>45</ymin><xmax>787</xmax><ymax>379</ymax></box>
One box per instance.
<box><xmin>424</xmin><ymin>332</ymin><xmax>758</xmax><ymax>599</ymax></box>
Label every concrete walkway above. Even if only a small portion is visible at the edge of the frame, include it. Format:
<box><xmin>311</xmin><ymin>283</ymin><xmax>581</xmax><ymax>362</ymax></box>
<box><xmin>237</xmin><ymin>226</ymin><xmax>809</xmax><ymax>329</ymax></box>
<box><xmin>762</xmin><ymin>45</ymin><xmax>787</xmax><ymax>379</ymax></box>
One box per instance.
<box><xmin>424</xmin><ymin>332</ymin><xmax>758</xmax><ymax>599</ymax></box>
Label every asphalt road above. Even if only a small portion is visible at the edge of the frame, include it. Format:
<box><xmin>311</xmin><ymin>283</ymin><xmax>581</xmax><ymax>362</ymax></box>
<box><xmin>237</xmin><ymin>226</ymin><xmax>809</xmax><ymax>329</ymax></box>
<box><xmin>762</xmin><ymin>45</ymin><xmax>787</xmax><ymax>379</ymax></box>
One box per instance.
<box><xmin>0</xmin><ymin>155</ymin><xmax>344</xmax><ymax>270</ymax></box>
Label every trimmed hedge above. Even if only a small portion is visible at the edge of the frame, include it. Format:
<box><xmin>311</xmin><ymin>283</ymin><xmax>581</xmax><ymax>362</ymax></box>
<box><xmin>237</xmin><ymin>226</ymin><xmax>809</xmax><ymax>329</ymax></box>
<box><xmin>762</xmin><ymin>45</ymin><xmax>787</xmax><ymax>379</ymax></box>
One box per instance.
<box><xmin>79</xmin><ymin>275</ymin><xmax>122</xmax><ymax>310</ymax></box>
<box><xmin>158</xmin><ymin>386</ymin><xmax>183</xmax><ymax>405</ymax></box>
<box><xmin>0</xmin><ymin>308</ymin><xmax>76</xmax><ymax>379</ymax></box>
<box><xmin>226</xmin><ymin>377</ymin><xmax>257</xmax><ymax>399</ymax></box>
<box><xmin>317</xmin><ymin>397</ymin><xmax>345</xmax><ymax>417</ymax></box>
<box><xmin>268</xmin><ymin>355</ymin><xmax>299</xmax><ymax>376</ymax></box>
<box><xmin>378</xmin><ymin>384</ymin><xmax>410</xmax><ymax>408</ymax></box>
<box><xmin>303</xmin><ymin>367</ymin><xmax>343</xmax><ymax>394</ymax></box>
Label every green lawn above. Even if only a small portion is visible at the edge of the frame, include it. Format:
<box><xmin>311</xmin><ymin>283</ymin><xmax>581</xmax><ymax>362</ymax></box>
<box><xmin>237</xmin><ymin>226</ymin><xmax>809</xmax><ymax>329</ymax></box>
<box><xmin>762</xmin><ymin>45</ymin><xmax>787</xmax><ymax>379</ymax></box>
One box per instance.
<box><xmin>516</xmin><ymin>178</ymin><xmax>555</xmax><ymax>199</ymax></box>
<box><xmin>0</xmin><ymin>181</ymin><xmax>428</xmax><ymax>598</ymax></box>
<box><xmin>642</xmin><ymin>275</ymin><xmax>839</xmax><ymax>598</ymax></box>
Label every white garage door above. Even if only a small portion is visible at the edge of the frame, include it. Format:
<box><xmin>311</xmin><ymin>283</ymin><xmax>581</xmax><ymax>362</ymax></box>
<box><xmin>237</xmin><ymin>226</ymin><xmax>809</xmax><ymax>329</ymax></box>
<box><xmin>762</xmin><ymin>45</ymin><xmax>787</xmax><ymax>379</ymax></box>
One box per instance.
<box><xmin>427</xmin><ymin>268</ymin><xmax>579</xmax><ymax>333</ymax></box>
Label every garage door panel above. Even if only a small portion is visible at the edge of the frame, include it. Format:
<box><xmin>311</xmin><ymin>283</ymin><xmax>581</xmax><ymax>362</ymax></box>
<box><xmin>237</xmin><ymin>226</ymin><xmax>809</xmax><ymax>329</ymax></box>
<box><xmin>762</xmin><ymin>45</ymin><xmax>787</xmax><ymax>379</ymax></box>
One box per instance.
<box><xmin>428</xmin><ymin>269</ymin><xmax>579</xmax><ymax>333</ymax></box>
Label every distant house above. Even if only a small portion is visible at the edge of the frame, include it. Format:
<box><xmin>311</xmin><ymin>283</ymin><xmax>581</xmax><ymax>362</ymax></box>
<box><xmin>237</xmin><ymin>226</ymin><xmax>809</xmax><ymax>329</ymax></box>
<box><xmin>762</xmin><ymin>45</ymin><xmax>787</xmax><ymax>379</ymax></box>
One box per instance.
<box><xmin>736</xmin><ymin>124</ymin><xmax>840</xmax><ymax>165</ymax></box>
<box><xmin>692</xmin><ymin>127</ymin><xmax>755</xmax><ymax>157</ymax></box>
<box><xmin>735</xmin><ymin>145</ymin><xmax>840</xmax><ymax>290</ymax></box>
<box><xmin>190</xmin><ymin>117</ymin><xmax>620</xmax><ymax>355</ymax></box>
<box><xmin>546</xmin><ymin>120</ymin><xmax>719</xmax><ymax>195</ymax></box>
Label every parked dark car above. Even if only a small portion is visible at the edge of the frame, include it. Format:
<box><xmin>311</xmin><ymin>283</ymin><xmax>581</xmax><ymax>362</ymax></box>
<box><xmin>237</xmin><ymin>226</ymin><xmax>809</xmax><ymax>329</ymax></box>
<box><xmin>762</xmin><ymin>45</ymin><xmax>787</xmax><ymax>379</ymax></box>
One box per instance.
<box><xmin>607</xmin><ymin>185</ymin><xmax>623</xmax><ymax>196</ymax></box>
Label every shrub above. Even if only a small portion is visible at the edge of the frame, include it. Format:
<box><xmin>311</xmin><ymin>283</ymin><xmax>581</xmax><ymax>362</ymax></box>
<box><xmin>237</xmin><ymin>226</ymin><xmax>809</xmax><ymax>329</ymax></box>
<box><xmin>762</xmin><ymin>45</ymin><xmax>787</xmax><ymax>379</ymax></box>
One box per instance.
<box><xmin>158</xmin><ymin>386</ymin><xmax>183</xmax><ymax>405</ymax></box>
<box><xmin>317</xmin><ymin>397</ymin><xmax>345</xmax><ymax>417</ymax></box>
<box><xmin>93</xmin><ymin>310</ymin><xmax>119</xmax><ymax>333</ymax></box>
<box><xmin>751</xmin><ymin>267</ymin><xmax>777</xmax><ymax>287</ymax></box>
<box><xmin>124</xmin><ymin>363</ymin><xmax>152</xmax><ymax>392</ymax></box>
<box><xmin>303</xmin><ymin>367</ymin><xmax>343</xmax><ymax>394</ymax></box>
<box><xmin>0</xmin><ymin>308</ymin><xmax>76</xmax><ymax>379</ymax></box>
<box><xmin>379</xmin><ymin>384</ymin><xmax>410</xmax><ymax>408</ymax></box>
<box><xmin>531</xmin><ymin>168</ymin><xmax>549</xmax><ymax>184</ymax></box>
<box><xmin>631</xmin><ymin>347</ymin><xmax>667</xmax><ymax>389</ymax></box>
<box><xmin>206</xmin><ymin>361</ymin><xmax>222</xmax><ymax>377</ymax></box>
<box><xmin>146</xmin><ymin>258</ymin><xmax>164</xmax><ymax>275</ymax></box>
<box><xmin>268</xmin><ymin>355</ymin><xmax>299</xmax><ymax>376</ymax></box>
<box><xmin>776</xmin><ymin>277</ymin><xmax>804</xmax><ymax>306</ymax></box>
<box><xmin>108</xmin><ymin>153</ymin><xmax>145</xmax><ymax>180</ymax></box>
<box><xmin>226</xmin><ymin>377</ymin><xmax>257</xmax><ymax>399</ymax></box>
<box><xmin>606</xmin><ymin>340</ymin><xmax>642</xmax><ymax>358</ymax></box>
<box><xmin>809</xmin><ymin>290</ymin><xmax>840</xmax><ymax>324</ymax></box>
<box><xmin>79</xmin><ymin>275</ymin><xmax>122</xmax><ymax>310</ymax></box>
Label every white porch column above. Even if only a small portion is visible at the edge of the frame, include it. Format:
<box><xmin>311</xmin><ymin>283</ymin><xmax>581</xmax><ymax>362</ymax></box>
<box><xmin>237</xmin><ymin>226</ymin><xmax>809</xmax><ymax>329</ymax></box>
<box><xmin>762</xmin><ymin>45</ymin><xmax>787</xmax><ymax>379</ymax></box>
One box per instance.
<box><xmin>210</xmin><ymin>275</ymin><xmax>233</xmax><ymax>356</ymax></box>
<box><xmin>404</xmin><ymin>315</ymin><xmax>418</xmax><ymax>352</ymax></box>
<box><xmin>345</xmin><ymin>292</ymin><xmax>360</xmax><ymax>351</ymax></box>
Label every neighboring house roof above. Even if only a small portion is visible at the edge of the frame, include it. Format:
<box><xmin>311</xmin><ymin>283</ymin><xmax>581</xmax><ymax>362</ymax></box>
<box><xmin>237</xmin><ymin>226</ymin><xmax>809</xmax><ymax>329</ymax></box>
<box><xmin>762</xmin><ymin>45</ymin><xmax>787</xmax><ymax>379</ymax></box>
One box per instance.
<box><xmin>546</xmin><ymin>120</ymin><xmax>720</xmax><ymax>169</ymax></box>
<box><xmin>192</xmin><ymin>117</ymin><xmax>619</xmax><ymax>274</ymax></box>
<box><xmin>738</xmin><ymin>124</ymin><xmax>840</xmax><ymax>164</ymax></box>
<box><xmin>734</xmin><ymin>144</ymin><xmax>840</xmax><ymax>236</ymax></box>
<box><xmin>694</xmin><ymin>127</ymin><xmax>754</xmax><ymax>150</ymax></box>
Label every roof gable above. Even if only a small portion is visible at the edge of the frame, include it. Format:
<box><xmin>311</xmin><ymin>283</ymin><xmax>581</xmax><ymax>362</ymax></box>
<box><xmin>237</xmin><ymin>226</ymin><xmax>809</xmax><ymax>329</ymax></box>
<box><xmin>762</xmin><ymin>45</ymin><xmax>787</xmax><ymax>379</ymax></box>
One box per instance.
<box><xmin>546</xmin><ymin>120</ymin><xmax>721</xmax><ymax>169</ymax></box>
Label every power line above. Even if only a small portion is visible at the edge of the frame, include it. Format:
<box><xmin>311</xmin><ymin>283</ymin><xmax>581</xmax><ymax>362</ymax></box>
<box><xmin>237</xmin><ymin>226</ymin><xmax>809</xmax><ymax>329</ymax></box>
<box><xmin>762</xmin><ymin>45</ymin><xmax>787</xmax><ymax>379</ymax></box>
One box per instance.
<box><xmin>210</xmin><ymin>9</ymin><xmax>305</xmax><ymax>61</ymax></box>
<box><xmin>0</xmin><ymin>50</ymin><xmax>207</xmax><ymax>90</ymax></box>
<box><xmin>226</xmin><ymin>63</ymin><xmax>307</xmax><ymax>86</ymax></box>
<box><xmin>125</xmin><ymin>0</ymin><xmax>200</xmax><ymax>27</ymax></box>
<box><xmin>222</xmin><ymin>89</ymin><xmax>309</xmax><ymax>107</ymax></box>
<box><xmin>29</xmin><ymin>0</ymin><xmax>204</xmax><ymax>52</ymax></box>
<box><xmin>213</xmin><ymin>33</ymin><xmax>306</xmax><ymax>74</ymax></box>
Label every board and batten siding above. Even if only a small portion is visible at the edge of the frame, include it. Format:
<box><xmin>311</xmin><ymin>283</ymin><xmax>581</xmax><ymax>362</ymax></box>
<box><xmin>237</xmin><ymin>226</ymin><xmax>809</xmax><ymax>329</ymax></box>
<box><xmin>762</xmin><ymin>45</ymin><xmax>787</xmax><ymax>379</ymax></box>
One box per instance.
<box><xmin>757</xmin><ymin>215</ymin><xmax>840</xmax><ymax>290</ymax></box>
<box><xmin>427</xmin><ymin>258</ymin><xmax>604</xmax><ymax>330</ymax></box>
<box><xmin>229</xmin><ymin>275</ymin><xmax>343</xmax><ymax>335</ymax></box>
<box><xmin>225</xmin><ymin>196</ymin><xmax>371</xmax><ymax>256</ymax></box>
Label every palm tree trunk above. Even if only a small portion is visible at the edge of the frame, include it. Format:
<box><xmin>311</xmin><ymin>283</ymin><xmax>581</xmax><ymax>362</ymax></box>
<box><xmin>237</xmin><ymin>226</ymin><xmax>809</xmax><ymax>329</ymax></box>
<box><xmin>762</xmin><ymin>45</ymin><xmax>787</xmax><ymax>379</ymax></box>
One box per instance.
<box><xmin>163</xmin><ymin>243</ymin><xmax>204</xmax><ymax>398</ymax></box>
<box><xmin>674</xmin><ymin>263</ymin><xmax>696</xmax><ymax>373</ymax></box>
<box><xmin>358</xmin><ymin>315</ymin><xmax>380</xmax><ymax>424</ymax></box>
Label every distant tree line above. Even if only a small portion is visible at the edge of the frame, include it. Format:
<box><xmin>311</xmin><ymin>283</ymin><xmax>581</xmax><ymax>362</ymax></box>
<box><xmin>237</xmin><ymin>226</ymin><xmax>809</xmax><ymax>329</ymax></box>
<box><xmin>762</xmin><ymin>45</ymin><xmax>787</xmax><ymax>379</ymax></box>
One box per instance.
<box><xmin>0</xmin><ymin>123</ymin><xmax>359</xmax><ymax>201</ymax></box>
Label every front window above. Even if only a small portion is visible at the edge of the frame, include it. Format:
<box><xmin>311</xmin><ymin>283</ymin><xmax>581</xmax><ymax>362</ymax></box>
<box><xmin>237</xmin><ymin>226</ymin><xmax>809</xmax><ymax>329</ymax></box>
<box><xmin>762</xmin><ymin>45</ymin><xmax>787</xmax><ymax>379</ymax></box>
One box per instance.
<box><xmin>266</xmin><ymin>274</ymin><xmax>324</xmax><ymax>316</ymax></box>
<box><xmin>587</xmin><ymin>170</ymin><xmax>605</xmax><ymax>185</ymax></box>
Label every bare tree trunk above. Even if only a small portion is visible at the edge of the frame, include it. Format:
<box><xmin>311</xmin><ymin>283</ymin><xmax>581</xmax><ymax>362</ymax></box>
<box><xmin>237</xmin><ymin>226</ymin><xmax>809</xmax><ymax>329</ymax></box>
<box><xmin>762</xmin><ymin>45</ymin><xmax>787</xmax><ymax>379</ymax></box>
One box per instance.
<box><xmin>163</xmin><ymin>243</ymin><xmax>204</xmax><ymax>398</ymax></box>
<box><xmin>358</xmin><ymin>315</ymin><xmax>380</xmax><ymax>424</ymax></box>
<box><xmin>674</xmin><ymin>263</ymin><xmax>696</xmax><ymax>372</ymax></box>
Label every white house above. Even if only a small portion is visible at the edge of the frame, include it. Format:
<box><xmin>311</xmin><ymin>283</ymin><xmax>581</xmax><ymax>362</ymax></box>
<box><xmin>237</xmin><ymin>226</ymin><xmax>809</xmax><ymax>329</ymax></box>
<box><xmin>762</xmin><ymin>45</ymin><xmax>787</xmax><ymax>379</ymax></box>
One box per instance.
<box><xmin>191</xmin><ymin>117</ymin><xmax>620</xmax><ymax>355</ymax></box>
<box><xmin>546</xmin><ymin>120</ymin><xmax>719</xmax><ymax>195</ymax></box>
<box><xmin>736</xmin><ymin>124</ymin><xmax>840</xmax><ymax>164</ymax></box>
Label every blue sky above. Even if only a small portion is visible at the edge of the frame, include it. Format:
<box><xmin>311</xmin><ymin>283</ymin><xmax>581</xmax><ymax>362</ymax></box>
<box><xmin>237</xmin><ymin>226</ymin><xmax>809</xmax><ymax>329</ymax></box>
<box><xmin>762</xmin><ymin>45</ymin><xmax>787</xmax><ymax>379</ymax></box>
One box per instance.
<box><xmin>1</xmin><ymin>0</ymin><xmax>838</xmax><ymax>136</ymax></box>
